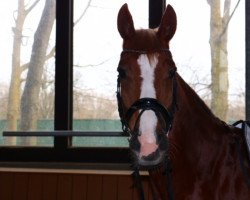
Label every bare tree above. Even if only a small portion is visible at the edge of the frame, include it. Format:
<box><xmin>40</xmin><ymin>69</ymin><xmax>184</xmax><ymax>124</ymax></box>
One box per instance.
<box><xmin>19</xmin><ymin>0</ymin><xmax>55</xmax><ymax>145</ymax></box>
<box><xmin>0</xmin><ymin>83</ymin><xmax>9</xmax><ymax>119</ymax></box>
<box><xmin>73</xmin><ymin>91</ymin><xmax>118</xmax><ymax>119</ymax></box>
<box><xmin>207</xmin><ymin>0</ymin><xmax>241</xmax><ymax>120</ymax></box>
<box><xmin>6</xmin><ymin>0</ymin><xmax>40</xmax><ymax>145</ymax></box>
<box><xmin>38</xmin><ymin>64</ymin><xmax>54</xmax><ymax>119</ymax></box>
<box><xmin>4</xmin><ymin>0</ymin><xmax>99</xmax><ymax>146</ymax></box>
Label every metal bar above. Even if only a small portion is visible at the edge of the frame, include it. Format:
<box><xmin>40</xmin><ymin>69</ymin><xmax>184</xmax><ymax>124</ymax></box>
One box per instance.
<box><xmin>246</xmin><ymin>0</ymin><xmax>250</xmax><ymax>120</ymax></box>
<box><xmin>149</xmin><ymin>0</ymin><xmax>166</xmax><ymax>28</ymax></box>
<box><xmin>3</xmin><ymin>131</ymin><xmax>127</xmax><ymax>137</ymax></box>
<box><xmin>55</xmin><ymin>0</ymin><xmax>74</xmax><ymax>147</ymax></box>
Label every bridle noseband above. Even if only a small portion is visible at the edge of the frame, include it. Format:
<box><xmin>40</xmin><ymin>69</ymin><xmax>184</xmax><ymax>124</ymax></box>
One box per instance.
<box><xmin>126</xmin><ymin>98</ymin><xmax>173</xmax><ymax>136</ymax></box>
<box><xmin>116</xmin><ymin>48</ymin><xmax>177</xmax><ymax>200</ymax></box>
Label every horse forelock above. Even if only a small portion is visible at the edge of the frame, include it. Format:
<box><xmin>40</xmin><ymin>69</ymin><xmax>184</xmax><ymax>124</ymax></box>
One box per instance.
<box><xmin>123</xmin><ymin>29</ymin><xmax>166</xmax><ymax>52</ymax></box>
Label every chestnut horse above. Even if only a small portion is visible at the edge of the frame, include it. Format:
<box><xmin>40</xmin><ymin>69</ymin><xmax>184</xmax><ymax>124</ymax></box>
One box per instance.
<box><xmin>117</xmin><ymin>4</ymin><xmax>250</xmax><ymax>200</ymax></box>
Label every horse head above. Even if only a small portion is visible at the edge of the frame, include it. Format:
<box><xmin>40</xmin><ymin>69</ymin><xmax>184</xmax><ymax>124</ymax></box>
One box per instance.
<box><xmin>117</xmin><ymin>4</ymin><xmax>177</xmax><ymax>168</ymax></box>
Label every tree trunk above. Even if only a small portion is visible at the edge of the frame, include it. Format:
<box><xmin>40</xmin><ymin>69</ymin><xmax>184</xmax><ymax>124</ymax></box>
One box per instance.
<box><xmin>20</xmin><ymin>0</ymin><xmax>55</xmax><ymax>146</ymax></box>
<box><xmin>208</xmin><ymin>0</ymin><xmax>231</xmax><ymax>121</ymax></box>
<box><xmin>6</xmin><ymin>0</ymin><xmax>26</xmax><ymax>145</ymax></box>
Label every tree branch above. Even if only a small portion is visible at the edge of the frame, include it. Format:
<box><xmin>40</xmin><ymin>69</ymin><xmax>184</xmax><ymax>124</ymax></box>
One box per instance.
<box><xmin>45</xmin><ymin>46</ymin><xmax>55</xmax><ymax>60</ymax></box>
<box><xmin>20</xmin><ymin>46</ymin><xmax>55</xmax><ymax>72</ymax></box>
<box><xmin>13</xmin><ymin>10</ymin><xmax>18</xmax><ymax>23</ymax></box>
<box><xmin>74</xmin><ymin>58</ymin><xmax>109</xmax><ymax>68</ymax></box>
<box><xmin>220</xmin><ymin>0</ymin><xmax>241</xmax><ymax>38</ymax></box>
<box><xmin>25</xmin><ymin>0</ymin><xmax>40</xmax><ymax>15</ymax></box>
<box><xmin>20</xmin><ymin>63</ymin><xmax>29</xmax><ymax>72</ymax></box>
<box><xmin>206</xmin><ymin>0</ymin><xmax>212</xmax><ymax>6</ymax></box>
<box><xmin>20</xmin><ymin>78</ymin><xmax>26</xmax><ymax>83</ymax></box>
<box><xmin>74</xmin><ymin>0</ymin><xmax>92</xmax><ymax>26</ymax></box>
<box><xmin>223</xmin><ymin>0</ymin><xmax>231</xmax><ymax>21</ymax></box>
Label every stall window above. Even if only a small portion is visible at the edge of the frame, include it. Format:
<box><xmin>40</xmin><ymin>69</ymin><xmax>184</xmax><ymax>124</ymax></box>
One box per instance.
<box><xmin>0</xmin><ymin>0</ymin><xmax>247</xmax><ymax>163</ymax></box>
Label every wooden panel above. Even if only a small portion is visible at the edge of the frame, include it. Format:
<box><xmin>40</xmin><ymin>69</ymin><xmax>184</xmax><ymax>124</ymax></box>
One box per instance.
<box><xmin>102</xmin><ymin>175</ymin><xmax>118</xmax><ymax>200</ymax></box>
<box><xmin>12</xmin><ymin>173</ymin><xmax>29</xmax><ymax>200</ymax></box>
<box><xmin>0</xmin><ymin>172</ymin><xmax>14</xmax><ymax>200</ymax></box>
<box><xmin>27</xmin><ymin>174</ymin><xmax>43</xmax><ymax>200</ymax></box>
<box><xmin>145</xmin><ymin>177</ymin><xmax>152</xmax><ymax>200</ymax></box>
<box><xmin>57</xmin><ymin>174</ymin><xmax>73</xmax><ymax>200</ymax></box>
<box><xmin>117</xmin><ymin>175</ymin><xmax>134</xmax><ymax>200</ymax></box>
<box><xmin>86</xmin><ymin>175</ymin><xmax>102</xmax><ymax>200</ymax></box>
<box><xmin>0</xmin><ymin>171</ymin><xmax>154</xmax><ymax>200</ymax></box>
<box><xmin>133</xmin><ymin>177</ymin><xmax>150</xmax><ymax>200</ymax></box>
<box><xmin>72</xmin><ymin>174</ymin><xmax>87</xmax><ymax>200</ymax></box>
<box><xmin>42</xmin><ymin>174</ymin><xmax>58</xmax><ymax>200</ymax></box>
<box><xmin>148</xmin><ymin>178</ymin><xmax>156</xmax><ymax>200</ymax></box>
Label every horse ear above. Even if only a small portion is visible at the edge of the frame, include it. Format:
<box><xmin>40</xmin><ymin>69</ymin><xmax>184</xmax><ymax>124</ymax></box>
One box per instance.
<box><xmin>117</xmin><ymin>4</ymin><xmax>135</xmax><ymax>39</ymax></box>
<box><xmin>157</xmin><ymin>5</ymin><xmax>177</xmax><ymax>42</ymax></box>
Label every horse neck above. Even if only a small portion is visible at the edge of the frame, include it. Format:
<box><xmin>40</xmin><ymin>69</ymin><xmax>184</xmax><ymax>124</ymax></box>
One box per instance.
<box><xmin>174</xmin><ymin>74</ymin><xmax>223</xmax><ymax>127</ymax></box>
<box><xmin>170</xmin><ymin>74</ymin><xmax>231</xmax><ymax>163</ymax></box>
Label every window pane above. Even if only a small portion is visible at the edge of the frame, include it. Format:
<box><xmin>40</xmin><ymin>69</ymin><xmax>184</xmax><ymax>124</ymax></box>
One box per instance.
<box><xmin>0</xmin><ymin>0</ymin><xmax>55</xmax><ymax>146</ymax></box>
<box><xmin>167</xmin><ymin>0</ymin><xmax>245</xmax><ymax>122</ymax></box>
<box><xmin>73</xmin><ymin>0</ymin><xmax>148</xmax><ymax>146</ymax></box>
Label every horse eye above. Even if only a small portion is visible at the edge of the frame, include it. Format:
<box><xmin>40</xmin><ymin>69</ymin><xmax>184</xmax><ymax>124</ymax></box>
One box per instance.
<box><xmin>118</xmin><ymin>68</ymin><xmax>127</xmax><ymax>79</ymax></box>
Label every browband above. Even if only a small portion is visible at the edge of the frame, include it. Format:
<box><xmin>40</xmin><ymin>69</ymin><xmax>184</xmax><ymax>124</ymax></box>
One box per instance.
<box><xmin>122</xmin><ymin>48</ymin><xmax>170</xmax><ymax>54</ymax></box>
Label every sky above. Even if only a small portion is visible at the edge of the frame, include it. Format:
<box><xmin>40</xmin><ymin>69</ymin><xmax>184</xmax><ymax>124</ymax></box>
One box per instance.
<box><xmin>0</xmin><ymin>0</ymin><xmax>245</xmax><ymax>104</ymax></box>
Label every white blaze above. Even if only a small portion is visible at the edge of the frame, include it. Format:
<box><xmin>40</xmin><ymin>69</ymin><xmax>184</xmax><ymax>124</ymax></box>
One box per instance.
<box><xmin>137</xmin><ymin>54</ymin><xmax>158</xmax><ymax>151</ymax></box>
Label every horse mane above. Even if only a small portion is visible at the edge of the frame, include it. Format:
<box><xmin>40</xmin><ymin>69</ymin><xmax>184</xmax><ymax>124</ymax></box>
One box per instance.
<box><xmin>176</xmin><ymin>73</ymin><xmax>230</xmax><ymax>129</ymax></box>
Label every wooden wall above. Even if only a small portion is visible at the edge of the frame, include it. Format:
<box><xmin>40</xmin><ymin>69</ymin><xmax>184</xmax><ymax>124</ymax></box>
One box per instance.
<box><xmin>0</xmin><ymin>171</ymin><xmax>154</xmax><ymax>200</ymax></box>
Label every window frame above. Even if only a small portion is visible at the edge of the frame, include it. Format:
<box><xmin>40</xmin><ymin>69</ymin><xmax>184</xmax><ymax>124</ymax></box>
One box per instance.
<box><xmin>0</xmin><ymin>0</ymin><xmax>167</xmax><ymax>163</ymax></box>
<box><xmin>246</xmin><ymin>0</ymin><xmax>250</xmax><ymax>120</ymax></box>
<box><xmin>1</xmin><ymin>0</ymin><xmax>249</xmax><ymax>163</ymax></box>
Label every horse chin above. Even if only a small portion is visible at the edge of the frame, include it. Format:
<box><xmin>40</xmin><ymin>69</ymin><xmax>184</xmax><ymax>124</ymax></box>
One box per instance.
<box><xmin>137</xmin><ymin>148</ymin><xmax>166</xmax><ymax>167</ymax></box>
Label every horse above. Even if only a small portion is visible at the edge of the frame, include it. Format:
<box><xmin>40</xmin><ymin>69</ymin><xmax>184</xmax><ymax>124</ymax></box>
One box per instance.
<box><xmin>116</xmin><ymin>4</ymin><xmax>250</xmax><ymax>200</ymax></box>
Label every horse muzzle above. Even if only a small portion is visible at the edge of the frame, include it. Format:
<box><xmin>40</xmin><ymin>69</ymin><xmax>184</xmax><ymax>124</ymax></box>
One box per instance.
<box><xmin>129</xmin><ymin>133</ymin><xmax>168</xmax><ymax>167</ymax></box>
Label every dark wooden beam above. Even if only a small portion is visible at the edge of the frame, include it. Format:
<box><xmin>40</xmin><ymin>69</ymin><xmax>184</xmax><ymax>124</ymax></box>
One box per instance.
<box><xmin>55</xmin><ymin>0</ymin><xmax>73</xmax><ymax>147</ymax></box>
<box><xmin>149</xmin><ymin>0</ymin><xmax>166</xmax><ymax>29</ymax></box>
<box><xmin>246</xmin><ymin>0</ymin><xmax>250</xmax><ymax>120</ymax></box>
<box><xmin>0</xmin><ymin>147</ymin><xmax>130</xmax><ymax>163</ymax></box>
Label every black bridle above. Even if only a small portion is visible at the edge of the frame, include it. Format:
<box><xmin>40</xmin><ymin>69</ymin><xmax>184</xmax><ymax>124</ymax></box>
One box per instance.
<box><xmin>117</xmin><ymin>49</ymin><xmax>178</xmax><ymax>137</ymax></box>
<box><xmin>116</xmin><ymin>48</ymin><xmax>178</xmax><ymax>200</ymax></box>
